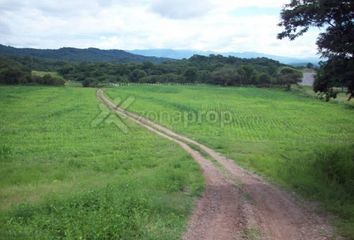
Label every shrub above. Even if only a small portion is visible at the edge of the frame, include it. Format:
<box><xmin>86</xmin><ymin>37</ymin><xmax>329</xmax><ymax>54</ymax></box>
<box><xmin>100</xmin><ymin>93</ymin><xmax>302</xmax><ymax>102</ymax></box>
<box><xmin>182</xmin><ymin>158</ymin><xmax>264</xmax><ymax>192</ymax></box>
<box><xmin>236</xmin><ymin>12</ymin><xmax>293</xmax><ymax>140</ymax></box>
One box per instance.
<box><xmin>313</xmin><ymin>145</ymin><xmax>354</xmax><ymax>196</ymax></box>
<box><xmin>277</xmin><ymin>67</ymin><xmax>303</xmax><ymax>90</ymax></box>
<box><xmin>30</xmin><ymin>74</ymin><xmax>65</xmax><ymax>86</ymax></box>
<box><xmin>0</xmin><ymin>61</ymin><xmax>31</xmax><ymax>84</ymax></box>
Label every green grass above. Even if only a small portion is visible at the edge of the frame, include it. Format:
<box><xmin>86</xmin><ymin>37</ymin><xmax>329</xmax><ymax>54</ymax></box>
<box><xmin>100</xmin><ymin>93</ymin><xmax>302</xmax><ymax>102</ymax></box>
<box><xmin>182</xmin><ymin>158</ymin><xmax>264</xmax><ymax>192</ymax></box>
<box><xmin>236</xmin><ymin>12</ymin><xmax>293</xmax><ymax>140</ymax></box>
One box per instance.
<box><xmin>32</xmin><ymin>70</ymin><xmax>65</xmax><ymax>80</ymax></box>
<box><xmin>293</xmin><ymin>84</ymin><xmax>354</xmax><ymax>106</ymax></box>
<box><xmin>0</xmin><ymin>86</ymin><xmax>204</xmax><ymax>239</ymax></box>
<box><xmin>106</xmin><ymin>84</ymin><xmax>354</xmax><ymax>239</ymax></box>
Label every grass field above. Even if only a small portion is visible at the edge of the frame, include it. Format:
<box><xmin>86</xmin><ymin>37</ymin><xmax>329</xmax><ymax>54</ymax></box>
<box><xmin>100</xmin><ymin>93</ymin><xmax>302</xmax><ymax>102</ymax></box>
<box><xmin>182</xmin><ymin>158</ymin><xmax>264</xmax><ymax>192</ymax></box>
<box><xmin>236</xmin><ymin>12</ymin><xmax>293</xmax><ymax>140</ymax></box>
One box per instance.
<box><xmin>293</xmin><ymin>84</ymin><xmax>354</xmax><ymax>106</ymax></box>
<box><xmin>0</xmin><ymin>86</ymin><xmax>203</xmax><ymax>239</ymax></box>
<box><xmin>32</xmin><ymin>70</ymin><xmax>65</xmax><ymax>80</ymax></box>
<box><xmin>106</xmin><ymin>84</ymin><xmax>354</xmax><ymax>238</ymax></box>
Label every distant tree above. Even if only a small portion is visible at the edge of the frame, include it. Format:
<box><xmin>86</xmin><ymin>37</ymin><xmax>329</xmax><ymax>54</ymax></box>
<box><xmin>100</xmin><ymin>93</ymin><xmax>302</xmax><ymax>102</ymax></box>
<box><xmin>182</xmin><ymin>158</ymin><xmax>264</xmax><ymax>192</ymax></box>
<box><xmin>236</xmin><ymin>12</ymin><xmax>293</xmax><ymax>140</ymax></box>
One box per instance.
<box><xmin>142</xmin><ymin>61</ymin><xmax>154</xmax><ymax>70</ymax></box>
<box><xmin>197</xmin><ymin>70</ymin><xmax>211</xmax><ymax>83</ymax></box>
<box><xmin>39</xmin><ymin>74</ymin><xmax>65</xmax><ymax>85</ymax></box>
<box><xmin>278</xmin><ymin>0</ymin><xmax>354</xmax><ymax>100</ymax></box>
<box><xmin>306</xmin><ymin>63</ymin><xmax>314</xmax><ymax>69</ymax></box>
<box><xmin>130</xmin><ymin>69</ymin><xmax>147</xmax><ymax>82</ymax></box>
<box><xmin>257</xmin><ymin>73</ymin><xmax>272</xmax><ymax>86</ymax></box>
<box><xmin>0</xmin><ymin>67</ymin><xmax>26</xmax><ymax>84</ymax></box>
<box><xmin>82</xmin><ymin>79</ymin><xmax>91</xmax><ymax>87</ymax></box>
<box><xmin>1</xmin><ymin>53</ymin><xmax>290</xmax><ymax>88</ymax></box>
<box><xmin>277</xmin><ymin>67</ymin><xmax>303</xmax><ymax>90</ymax></box>
<box><xmin>0</xmin><ymin>60</ymin><xmax>30</xmax><ymax>84</ymax></box>
<box><xmin>237</xmin><ymin>65</ymin><xmax>256</xmax><ymax>85</ymax></box>
<box><xmin>42</xmin><ymin>74</ymin><xmax>52</xmax><ymax>84</ymax></box>
<box><xmin>183</xmin><ymin>67</ymin><xmax>198</xmax><ymax>83</ymax></box>
<box><xmin>211</xmin><ymin>67</ymin><xmax>240</xmax><ymax>86</ymax></box>
<box><xmin>139</xmin><ymin>75</ymin><xmax>154</xmax><ymax>83</ymax></box>
<box><xmin>58</xmin><ymin>64</ymin><xmax>74</xmax><ymax>75</ymax></box>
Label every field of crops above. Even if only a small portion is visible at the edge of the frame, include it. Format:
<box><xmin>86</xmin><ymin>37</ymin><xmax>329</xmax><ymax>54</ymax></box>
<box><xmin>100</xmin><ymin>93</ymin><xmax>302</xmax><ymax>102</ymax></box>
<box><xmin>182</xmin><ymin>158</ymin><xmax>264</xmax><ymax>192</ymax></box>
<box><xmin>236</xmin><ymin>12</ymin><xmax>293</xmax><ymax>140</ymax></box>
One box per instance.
<box><xmin>0</xmin><ymin>86</ymin><xmax>203</xmax><ymax>239</ymax></box>
<box><xmin>1</xmin><ymin>84</ymin><xmax>353</xmax><ymax>239</ymax></box>
<box><xmin>107</xmin><ymin>84</ymin><xmax>354</xmax><ymax>237</ymax></box>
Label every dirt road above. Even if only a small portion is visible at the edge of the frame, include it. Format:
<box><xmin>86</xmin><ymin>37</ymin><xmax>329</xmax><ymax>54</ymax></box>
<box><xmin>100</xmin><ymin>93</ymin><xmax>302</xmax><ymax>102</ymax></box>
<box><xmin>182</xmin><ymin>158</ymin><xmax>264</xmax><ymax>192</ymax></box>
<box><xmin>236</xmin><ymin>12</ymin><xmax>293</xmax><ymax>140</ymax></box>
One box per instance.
<box><xmin>97</xmin><ymin>89</ymin><xmax>338</xmax><ymax>240</ymax></box>
<box><xmin>301</xmin><ymin>71</ymin><xmax>316</xmax><ymax>86</ymax></box>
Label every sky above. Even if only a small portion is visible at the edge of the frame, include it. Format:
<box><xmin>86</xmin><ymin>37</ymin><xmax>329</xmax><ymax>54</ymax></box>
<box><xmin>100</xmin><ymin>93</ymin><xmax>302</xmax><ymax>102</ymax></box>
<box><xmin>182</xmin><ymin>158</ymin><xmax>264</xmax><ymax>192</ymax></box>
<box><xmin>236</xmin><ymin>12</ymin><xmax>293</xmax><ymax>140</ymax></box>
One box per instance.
<box><xmin>0</xmin><ymin>0</ymin><xmax>321</xmax><ymax>58</ymax></box>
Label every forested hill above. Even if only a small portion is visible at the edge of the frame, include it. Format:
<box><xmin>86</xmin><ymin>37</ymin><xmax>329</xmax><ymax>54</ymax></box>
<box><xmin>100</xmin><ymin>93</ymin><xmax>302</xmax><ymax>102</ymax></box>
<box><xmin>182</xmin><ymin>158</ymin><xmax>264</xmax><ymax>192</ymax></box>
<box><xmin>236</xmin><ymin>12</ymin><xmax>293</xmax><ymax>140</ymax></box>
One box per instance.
<box><xmin>0</xmin><ymin>44</ymin><xmax>170</xmax><ymax>64</ymax></box>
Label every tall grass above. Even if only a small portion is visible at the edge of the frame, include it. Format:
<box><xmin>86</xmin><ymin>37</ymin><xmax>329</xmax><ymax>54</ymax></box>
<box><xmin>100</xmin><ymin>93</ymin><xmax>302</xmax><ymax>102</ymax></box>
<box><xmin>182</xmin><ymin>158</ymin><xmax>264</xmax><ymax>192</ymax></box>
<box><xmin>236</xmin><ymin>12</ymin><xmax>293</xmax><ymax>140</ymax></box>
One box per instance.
<box><xmin>276</xmin><ymin>144</ymin><xmax>354</xmax><ymax>237</ymax></box>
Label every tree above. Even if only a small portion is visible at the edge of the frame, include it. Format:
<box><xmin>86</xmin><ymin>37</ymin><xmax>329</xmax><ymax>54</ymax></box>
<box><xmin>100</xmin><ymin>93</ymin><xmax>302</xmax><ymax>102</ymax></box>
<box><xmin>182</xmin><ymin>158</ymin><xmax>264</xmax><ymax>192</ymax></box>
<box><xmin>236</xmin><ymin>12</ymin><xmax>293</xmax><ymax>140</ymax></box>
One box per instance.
<box><xmin>129</xmin><ymin>69</ymin><xmax>147</xmax><ymax>82</ymax></box>
<box><xmin>82</xmin><ymin>79</ymin><xmax>91</xmax><ymax>87</ymax></box>
<box><xmin>278</xmin><ymin>0</ymin><xmax>354</xmax><ymax>100</ymax></box>
<box><xmin>237</xmin><ymin>65</ymin><xmax>256</xmax><ymax>85</ymax></box>
<box><xmin>257</xmin><ymin>73</ymin><xmax>272</xmax><ymax>86</ymax></box>
<box><xmin>314</xmin><ymin>57</ymin><xmax>354</xmax><ymax>100</ymax></box>
<box><xmin>277</xmin><ymin>67</ymin><xmax>303</xmax><ymax>90</ymax></box>
<box><xmin>0</xmin><ymin>60</ymin><xmax>30</xmax><ymax>84</ymax></box>
<box><xmin>306</xmin><ymin>63</ymin><xmax>314</xmax><ymax>69</ymax></box>
<box><xmin>210</xmin><ymin>67</ymin><xmax>240</xmax><ymax>86</ymax></box>
<box><xmin>183</xmin><ymin>67</ymin><xmax>198</xmax><ymax>83</ymax></box>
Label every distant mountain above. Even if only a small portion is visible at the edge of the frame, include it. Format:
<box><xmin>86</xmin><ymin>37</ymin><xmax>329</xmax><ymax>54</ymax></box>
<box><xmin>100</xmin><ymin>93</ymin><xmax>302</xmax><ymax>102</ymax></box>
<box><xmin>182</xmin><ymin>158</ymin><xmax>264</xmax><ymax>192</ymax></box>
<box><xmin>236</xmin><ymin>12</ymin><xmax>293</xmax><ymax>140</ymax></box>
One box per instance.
<box><xmin>129</xmin><ymin>49</ymin><xmax>207</xmax><ymax>60</ymax></box>
<box><xmin>0</xmin><ymin>45</ymin><xmax>320</xmax><ymax>65</ymax></box>
<box><xmin>129</xmin><ymin>49</ymin><xmax>320</xmax><ymax>65</ymax></box>
<box><xmin>0</xmin><ymin>44</ymin><xmax>170</xmax><ymax>63</ymax></box>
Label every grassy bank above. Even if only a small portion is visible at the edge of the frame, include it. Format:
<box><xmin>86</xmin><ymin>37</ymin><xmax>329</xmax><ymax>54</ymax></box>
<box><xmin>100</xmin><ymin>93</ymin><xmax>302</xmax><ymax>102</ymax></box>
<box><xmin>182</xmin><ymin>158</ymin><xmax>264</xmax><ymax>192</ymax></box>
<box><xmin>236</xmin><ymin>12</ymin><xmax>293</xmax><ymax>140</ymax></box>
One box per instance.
<box><xmin>107</xmin><ymin>84</ymin><xmax>354</xmax><ymax>238</ymax></box>
<box><xmin>0</xmin><ymin>86</ymin><xmax>203</xmax><ymax>239</ymax></box>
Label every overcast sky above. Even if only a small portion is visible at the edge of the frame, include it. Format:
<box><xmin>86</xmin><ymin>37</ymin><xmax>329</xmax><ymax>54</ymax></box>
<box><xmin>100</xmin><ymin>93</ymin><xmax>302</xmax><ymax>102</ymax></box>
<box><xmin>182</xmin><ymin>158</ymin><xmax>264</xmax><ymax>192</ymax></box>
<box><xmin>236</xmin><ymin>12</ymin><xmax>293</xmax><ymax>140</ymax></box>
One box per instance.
<box><xmin>0</xmin><ymin>0</ymin><xmax>321</xmax><ymax>58</ymax></box>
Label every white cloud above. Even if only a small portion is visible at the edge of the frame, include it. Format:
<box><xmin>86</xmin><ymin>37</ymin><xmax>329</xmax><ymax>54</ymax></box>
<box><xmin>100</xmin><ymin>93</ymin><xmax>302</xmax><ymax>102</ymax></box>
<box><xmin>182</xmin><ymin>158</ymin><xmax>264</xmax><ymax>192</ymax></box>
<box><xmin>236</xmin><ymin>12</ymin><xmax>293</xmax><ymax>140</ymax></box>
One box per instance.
<box><xmin>0</xmin><ymin>0</ymin><xmax>320</xmax><ymax>57</ymax></box>
<box><xmin>151</xmin><ymin>0</ymin><xmax>212</xmax><ymax>19</ymax></box>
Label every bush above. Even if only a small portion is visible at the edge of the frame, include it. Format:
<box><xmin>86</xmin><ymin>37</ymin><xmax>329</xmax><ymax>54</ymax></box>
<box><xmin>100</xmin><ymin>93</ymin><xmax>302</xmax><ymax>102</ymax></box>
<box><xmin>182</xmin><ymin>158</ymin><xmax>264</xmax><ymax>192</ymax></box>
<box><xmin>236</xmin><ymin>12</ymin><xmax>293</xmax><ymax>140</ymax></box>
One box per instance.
<box><xmin>0</xmin><ymin>57</ymin><xmax>65</xmax><ymax>86</ymax></box>
<box><xmin>0</xmin><ymin>60</ymin><xmax>31</xmax><ymax>84</ymax></box>
<box><xmin>277</xmin><ymin>67</ymin><xmax>303</xmax><ymax>90</ymax></box>
<box><xmin>314</xmin><ymin>145</ymin><xmax>354</xmax><ymax>196</ymax></box>
<box><xmin>130</xmin><ymin>69</ymin><xmax>147</xmax><ymax>82</ymax></box>
<box><xmin>210</xmin><ymin>67</ymin><xmax>240</xmax><ymax>86</ymax></box>
<box><xmin>257</xmin><ymin>73</ymin><xmax>272</xmax><ymax>86</ymax></box>
<box><xmin>82</xmin><ymin>78</ymin><xmax>104</xmax><ymax>88</ymax></box>
<box><xmin>31</xmin><ymin>74</ymin><xmax>65</xmax><ymax>86</ymax></box>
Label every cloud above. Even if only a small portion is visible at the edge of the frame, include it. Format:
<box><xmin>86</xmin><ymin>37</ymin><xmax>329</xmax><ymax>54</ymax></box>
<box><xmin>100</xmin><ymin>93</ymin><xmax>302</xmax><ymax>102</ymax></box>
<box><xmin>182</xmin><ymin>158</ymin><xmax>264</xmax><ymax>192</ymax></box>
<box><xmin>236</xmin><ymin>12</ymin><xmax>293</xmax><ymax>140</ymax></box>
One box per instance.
<box><xmin>0</xmin><ymin>21</ymin><xmax>10</xmax><ymax>34</ymax></box>
<box><xmin>151</xmin><ymin>0</ymin><xmax>212</xmax><ymax>19</ymax></box>
<box><xmin>0</xmin><ymin>0</ymin><xmax>320</xmax><ymax>58</ymax></box>
<box><xmin>210</xmin><ymin>0</ymin><xmax>286</xmax><ymax>13</ymax></box>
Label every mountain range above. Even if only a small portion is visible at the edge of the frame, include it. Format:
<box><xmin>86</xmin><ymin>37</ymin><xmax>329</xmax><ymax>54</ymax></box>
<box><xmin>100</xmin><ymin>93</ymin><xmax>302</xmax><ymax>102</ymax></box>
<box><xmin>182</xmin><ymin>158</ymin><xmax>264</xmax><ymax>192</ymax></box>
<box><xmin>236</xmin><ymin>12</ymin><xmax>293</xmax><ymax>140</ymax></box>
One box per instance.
<box><xmin>129</xmin><ymin>49</ymin><xmax>320</xmax><ymax>65</ymax></box>
<box><xmin>0</xmin><ymin>44</ymin><xmax>320</xmax><ymax>65</ymax></box>
<box><xmin>0</xmin><ymin>44</ymin><xmax>169</xmax><ymax>63</ymax></box>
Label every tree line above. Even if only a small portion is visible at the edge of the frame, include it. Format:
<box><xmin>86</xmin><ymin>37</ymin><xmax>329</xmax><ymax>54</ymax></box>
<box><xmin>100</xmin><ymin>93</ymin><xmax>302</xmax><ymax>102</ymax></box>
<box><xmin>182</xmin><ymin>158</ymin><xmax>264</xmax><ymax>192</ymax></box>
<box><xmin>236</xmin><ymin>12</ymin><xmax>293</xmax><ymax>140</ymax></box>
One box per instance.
<box><xmin>0</xmin><ymin>54</ymin><xmax>303</xmax><ymax>89</ymax></box>
<box><xmin>0</xmin><ymin>57</ymin><xmax>65</xmax><ymax>85</ymax></box>
<box><xmin>56</xmin><ymin>54</ymin><xmax>302</xmax><ymax>89</ymax></box>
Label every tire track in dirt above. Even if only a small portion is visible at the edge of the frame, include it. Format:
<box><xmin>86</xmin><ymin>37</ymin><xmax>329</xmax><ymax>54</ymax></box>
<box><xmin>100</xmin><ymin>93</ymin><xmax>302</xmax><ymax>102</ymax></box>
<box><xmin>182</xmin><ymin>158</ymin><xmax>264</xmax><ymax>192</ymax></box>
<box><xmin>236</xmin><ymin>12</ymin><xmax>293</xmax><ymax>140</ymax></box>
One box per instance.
<box><xmin>97</xmin><ymin>89</ymin><xmax>338</xmax><ymax>240</ymax></box>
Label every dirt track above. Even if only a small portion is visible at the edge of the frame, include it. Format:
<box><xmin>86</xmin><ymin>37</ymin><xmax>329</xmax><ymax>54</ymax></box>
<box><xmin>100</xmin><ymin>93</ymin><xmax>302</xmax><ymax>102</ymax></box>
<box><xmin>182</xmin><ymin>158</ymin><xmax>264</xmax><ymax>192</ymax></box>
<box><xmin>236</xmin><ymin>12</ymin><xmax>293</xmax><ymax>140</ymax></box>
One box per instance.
<box><xmin>97</xmin><ymin>89</ymin><xmax>338</xmax><ymax>240</ymax></box>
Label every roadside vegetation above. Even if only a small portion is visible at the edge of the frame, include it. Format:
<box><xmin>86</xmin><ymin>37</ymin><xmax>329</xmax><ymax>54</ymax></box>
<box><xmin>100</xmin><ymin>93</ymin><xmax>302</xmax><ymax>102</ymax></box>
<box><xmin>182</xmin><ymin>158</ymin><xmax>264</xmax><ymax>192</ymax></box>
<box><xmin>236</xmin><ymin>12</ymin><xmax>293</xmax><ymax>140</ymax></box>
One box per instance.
<box><xmin>107</xmin><ymin>84</ymin><xmax>354</xmax><ymax>238</ymax></box>
<box><xmin>0</xmin><ymin>86</ymin><xmax>203</xmax><ymax>239</ymax></box>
